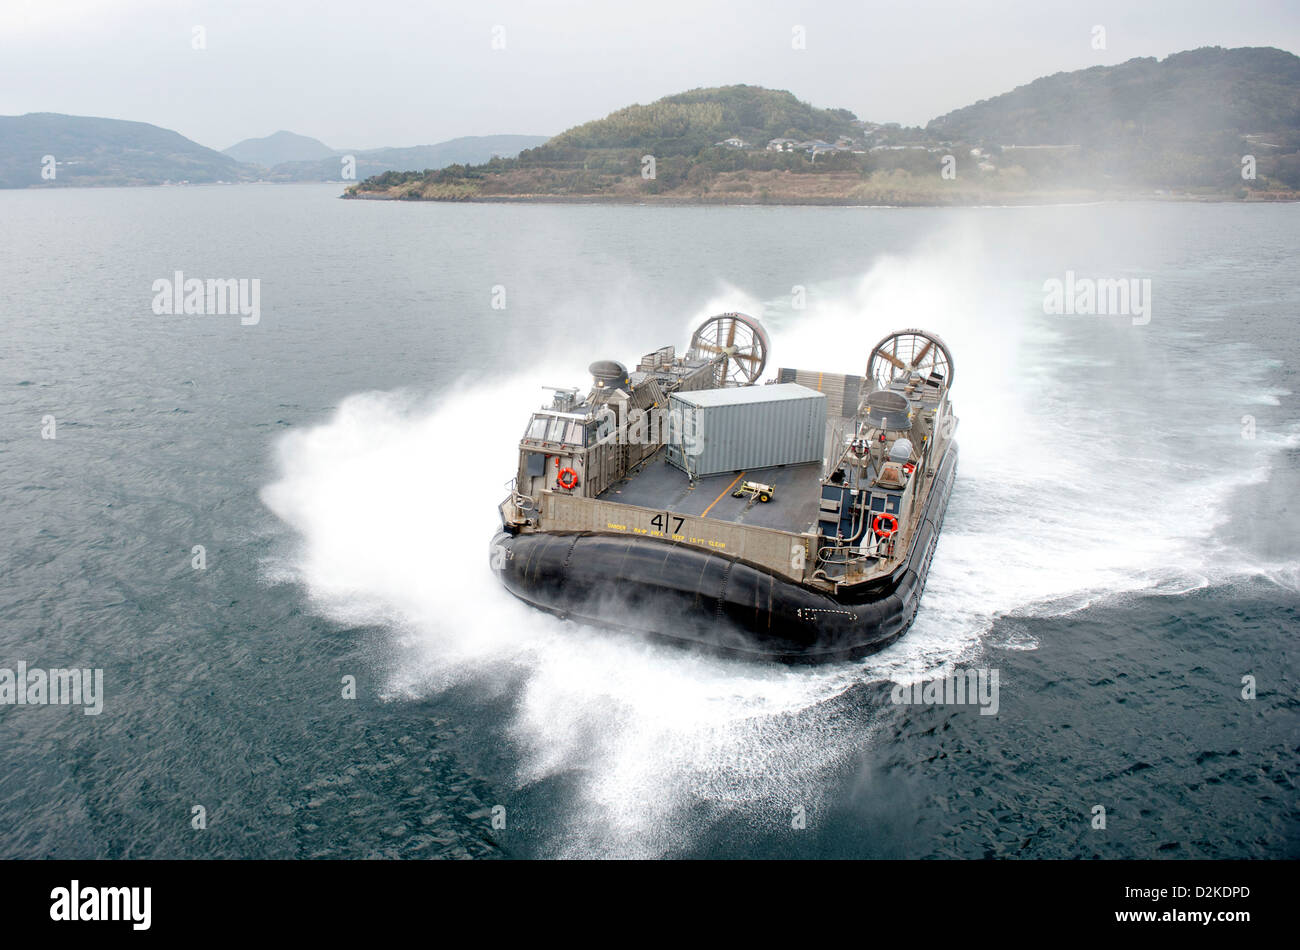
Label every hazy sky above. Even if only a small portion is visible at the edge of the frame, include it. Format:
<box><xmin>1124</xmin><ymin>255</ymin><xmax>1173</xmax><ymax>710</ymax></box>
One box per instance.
<box><xmin>3</xmin><ymin>0</ymin><xmax>1299</xmax><ymax>150</ymax></box>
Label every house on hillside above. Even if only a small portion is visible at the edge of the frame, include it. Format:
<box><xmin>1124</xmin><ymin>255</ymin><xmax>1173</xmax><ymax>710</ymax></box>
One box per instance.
<box><xmin>767</xmin><ymin>138</ymin><xmax>798</xmax><ymax>151</ymax></box>
<box><xmin>716</xmin><ymin>136</ymin><xmax>750</xmax><ymax>148</ymax></box>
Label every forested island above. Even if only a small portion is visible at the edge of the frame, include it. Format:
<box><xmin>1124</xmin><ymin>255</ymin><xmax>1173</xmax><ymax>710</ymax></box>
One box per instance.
<box><xmin>346</xmin><ymin>47</ymin><xmax>1300</xmax><ymax>206</ymax></box>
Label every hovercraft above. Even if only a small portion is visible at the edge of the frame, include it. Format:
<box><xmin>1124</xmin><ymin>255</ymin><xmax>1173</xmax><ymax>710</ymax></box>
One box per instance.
<box><xmin>490</xmin><ymin>313</ymin><xmax>958</xmax><ymax>662</ymax></box>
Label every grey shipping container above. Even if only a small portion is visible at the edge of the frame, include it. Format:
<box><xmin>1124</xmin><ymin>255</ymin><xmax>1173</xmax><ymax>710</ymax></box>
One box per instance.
<box><xmin>665</xmin><ymin>383</ymin><xmax>827</xmax><ymax>478</ymax></box>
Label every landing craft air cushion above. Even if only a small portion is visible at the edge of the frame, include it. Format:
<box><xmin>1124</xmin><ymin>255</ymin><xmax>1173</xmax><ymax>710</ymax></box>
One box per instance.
<box><xmin>490</xmin><ymin>312</ymin><xmax>958</xmax><ymax>661</ymax></box>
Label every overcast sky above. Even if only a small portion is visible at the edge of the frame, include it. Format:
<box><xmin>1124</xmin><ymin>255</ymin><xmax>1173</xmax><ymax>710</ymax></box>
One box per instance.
<box><xmin>3</xmin><ymin>0</ymin><xmax>1299</xmax><ymax>151</ymax></box>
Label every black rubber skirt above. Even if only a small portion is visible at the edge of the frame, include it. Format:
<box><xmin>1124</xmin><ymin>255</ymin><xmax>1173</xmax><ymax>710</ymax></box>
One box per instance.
<box><xmin>491</xmin><ymin>445</ymin><xmax>958</xmax><ymax>662</ymax></box>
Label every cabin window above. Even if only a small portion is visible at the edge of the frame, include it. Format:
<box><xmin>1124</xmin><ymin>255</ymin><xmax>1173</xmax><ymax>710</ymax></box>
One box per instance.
<box><xmin>547</xmin><ymin>418</ymin><xmax>568</xmax><ymax>442</ymax></box>
<box><xmin>526</xmin><ymin>416</ymin><xmax>548</xmax><ymax>441</ymax></box>
<box><xmin>565</xmin><ymin>421</ymin><xmax>585</xmax><ymax>446</ymax></box>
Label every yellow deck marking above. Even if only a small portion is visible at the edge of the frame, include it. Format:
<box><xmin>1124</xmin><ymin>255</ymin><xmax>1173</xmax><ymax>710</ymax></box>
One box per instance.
<box><xmin>701</xmin><ymin>472</ymin><xmax>746</xmax><ymax>518</ymax></box>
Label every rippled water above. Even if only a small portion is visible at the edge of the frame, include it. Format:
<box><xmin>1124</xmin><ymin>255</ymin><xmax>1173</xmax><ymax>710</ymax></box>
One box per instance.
<box><xmin>1</xmin><ymin>185</ymin><xmax>1296</xmax><ymax>858</ymax></box>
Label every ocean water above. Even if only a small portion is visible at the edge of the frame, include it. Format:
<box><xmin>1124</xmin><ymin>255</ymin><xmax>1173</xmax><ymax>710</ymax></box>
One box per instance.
<box><xmin>1</xmin><ymin>184</ymin><xmax>1296</xmax><ymax>859</ymax></box>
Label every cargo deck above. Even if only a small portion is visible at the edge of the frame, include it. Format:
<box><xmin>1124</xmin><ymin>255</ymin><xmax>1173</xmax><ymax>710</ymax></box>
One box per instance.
<box><xmin>599</xmin><ymin>448</ymin><xmax>825</xmax><ymax>534</ymax></box>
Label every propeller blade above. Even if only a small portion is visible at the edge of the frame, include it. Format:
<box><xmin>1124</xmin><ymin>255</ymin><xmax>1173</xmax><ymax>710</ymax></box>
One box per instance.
<box><xmin>876</xmin><ymin>349</ymin><xmax>906</xmax><ymax>370</ymax></box>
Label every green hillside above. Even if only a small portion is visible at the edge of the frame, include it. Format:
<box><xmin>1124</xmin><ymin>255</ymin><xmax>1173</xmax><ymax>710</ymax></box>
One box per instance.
<box><xmin>349</xmin><ymin>48</ymin><xmax>1300</xmax><ymax>204</ymax></box>
<box><xmin>350</xmin><ymin>85</ymin><xmax>875</xmax><ymax>201</ymax></box>
<box><xmin>545</xmin><ymin>85</ymin><xmax>859</xmax><ymax>154</ymax></box>
<box><xmin>926</xmin><ymin>46</ymin><xmax>1300</xmax><ymax>191</ymax></box>
<box><xmin>927</xmin><ymin>46</ymin><xmax>1300</xmax><ymax>146</ymax></box>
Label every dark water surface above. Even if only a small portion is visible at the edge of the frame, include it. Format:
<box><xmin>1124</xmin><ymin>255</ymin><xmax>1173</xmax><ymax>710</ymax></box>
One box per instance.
<box><xmin>1</xmin><ymin>184</ymin><xmax>1296</xmax><ymax>858</ymax></box>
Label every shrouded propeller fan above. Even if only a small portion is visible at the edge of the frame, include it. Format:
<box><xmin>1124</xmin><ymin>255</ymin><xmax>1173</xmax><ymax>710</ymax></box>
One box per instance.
<box><xmin>866</xmin><ymin>329</ymin><xmax>954</xmax><ymax>391</ymax></box>
<box><xmin>687</xmin><ymin>312</ymin><xmax>769</xmax><ymax>385</ymax></box>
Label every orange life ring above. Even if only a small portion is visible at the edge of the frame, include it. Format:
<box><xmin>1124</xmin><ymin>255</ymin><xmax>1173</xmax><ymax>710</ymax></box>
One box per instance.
<box><xmin>873</xmin><ymin>512</ymin><xmax>899</xmax><ymax>538</ymax></box>
<box><xmin>557</xmin><ymin>467</ymin><xmax>579</xmax><ymax>490</ymax></box>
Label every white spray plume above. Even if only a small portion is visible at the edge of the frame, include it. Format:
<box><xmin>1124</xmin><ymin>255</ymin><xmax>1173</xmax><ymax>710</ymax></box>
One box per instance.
<box><xmin>262</xmin><ymin>225</ymin><xmax>1295</xmax><ymax>856</ymax></box>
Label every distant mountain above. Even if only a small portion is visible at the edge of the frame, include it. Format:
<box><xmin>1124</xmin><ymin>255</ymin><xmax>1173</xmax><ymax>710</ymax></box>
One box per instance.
<box><xmin>927</xmin><ymin>46</ymin><xmax>1300</xmax><ymax>146</ymax></box>
<box><xmin>0</xmin><ymin>113</ymin><xmax>253</xmax><ymax>187</ymax></box>
<box><xmin>0</xmin><ymin>117</ymin><xmax>549</xmax><ymax>188</ymax></box>
<box><xmin>264</xmin><ymin>135</ymin><xmax>550</xmax><ymax>181</ymax></box>
<box><xmin>223</xmin><ymin>130</ymin><xmax>335</xmax><ymax>166</ymax></box>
